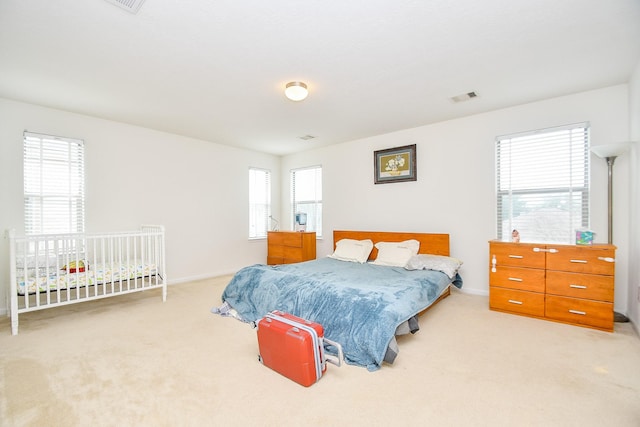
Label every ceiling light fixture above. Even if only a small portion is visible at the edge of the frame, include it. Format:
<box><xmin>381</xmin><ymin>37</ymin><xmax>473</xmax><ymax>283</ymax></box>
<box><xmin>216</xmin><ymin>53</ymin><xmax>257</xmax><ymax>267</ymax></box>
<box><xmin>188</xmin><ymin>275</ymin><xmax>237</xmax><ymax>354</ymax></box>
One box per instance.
<box><xmin>285</xmin><ymin>82</ymin><xmax>308</xmax><ymax>101</ymax></box>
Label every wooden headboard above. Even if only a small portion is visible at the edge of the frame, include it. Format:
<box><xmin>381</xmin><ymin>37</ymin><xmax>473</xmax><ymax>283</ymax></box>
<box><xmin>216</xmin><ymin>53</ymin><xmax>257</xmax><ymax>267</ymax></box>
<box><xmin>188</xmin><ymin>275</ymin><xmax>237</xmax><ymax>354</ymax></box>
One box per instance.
<box><xmin>333</xmin><ymin>230</ymin><xmax>450</xmax><ymax>260</ymax></box>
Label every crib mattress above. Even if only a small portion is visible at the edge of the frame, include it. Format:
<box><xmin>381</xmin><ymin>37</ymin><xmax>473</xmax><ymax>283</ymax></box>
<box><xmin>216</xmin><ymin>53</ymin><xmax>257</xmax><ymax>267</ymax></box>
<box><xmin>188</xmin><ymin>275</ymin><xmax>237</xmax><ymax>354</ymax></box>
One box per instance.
<box><xmin>17</xmin><ymin>262</ymin><xmax>158</xmax><ymax>295</ymax></box>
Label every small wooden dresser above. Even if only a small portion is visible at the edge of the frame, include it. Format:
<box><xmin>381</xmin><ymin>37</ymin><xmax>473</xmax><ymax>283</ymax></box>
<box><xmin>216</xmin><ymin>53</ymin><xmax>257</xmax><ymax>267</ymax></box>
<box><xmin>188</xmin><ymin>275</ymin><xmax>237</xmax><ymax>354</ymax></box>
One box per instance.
<box><xmin>489</xmin><ymin>240</ymin><xmax>616</xmax><ymax>332</ymax></box>
<box><xmin>267</xmin><ymin>231</ymin><xmax>316</xmax><ymax>265</ymax></box>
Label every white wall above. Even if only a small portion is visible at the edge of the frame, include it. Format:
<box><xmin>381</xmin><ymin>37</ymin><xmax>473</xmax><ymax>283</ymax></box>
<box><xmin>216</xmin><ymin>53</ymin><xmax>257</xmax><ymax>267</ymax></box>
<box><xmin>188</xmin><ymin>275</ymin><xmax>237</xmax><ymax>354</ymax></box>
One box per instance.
<box><xmin>1</xmin><ymin>84</ymin><xmax>634</xmax><ymax>319</ymax></box>
<box><xmin>0</xmin><ymin>97</ymin><xmax>281</xmax><ymax>313</ymax></box>
<box><xmin>628</xmin><ymin>60</ymin><xmax>640</xmax><ymax>330</ymax></box>
<box><xmin>281</xmin><ymin>85</ymin><xmax>632</xmax><ymax>314</ymax></box>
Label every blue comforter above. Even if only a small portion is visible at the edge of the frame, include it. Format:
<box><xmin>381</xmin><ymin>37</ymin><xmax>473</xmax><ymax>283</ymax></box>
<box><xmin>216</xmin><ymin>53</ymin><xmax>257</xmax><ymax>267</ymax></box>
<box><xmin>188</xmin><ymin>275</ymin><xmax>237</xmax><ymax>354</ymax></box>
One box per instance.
<box><xmin>220</xmin><ymin>257</ymin><xmax>462</xmax><ymax>371</ymax></box>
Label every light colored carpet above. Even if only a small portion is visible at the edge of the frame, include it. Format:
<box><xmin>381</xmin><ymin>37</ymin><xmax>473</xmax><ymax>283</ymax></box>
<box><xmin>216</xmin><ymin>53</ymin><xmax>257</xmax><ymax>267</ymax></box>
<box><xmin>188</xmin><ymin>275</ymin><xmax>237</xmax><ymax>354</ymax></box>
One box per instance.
<box><xmin>1</xmin><ymin>276</ymin><xmax>639</xmax><ymax>427</ymax></box>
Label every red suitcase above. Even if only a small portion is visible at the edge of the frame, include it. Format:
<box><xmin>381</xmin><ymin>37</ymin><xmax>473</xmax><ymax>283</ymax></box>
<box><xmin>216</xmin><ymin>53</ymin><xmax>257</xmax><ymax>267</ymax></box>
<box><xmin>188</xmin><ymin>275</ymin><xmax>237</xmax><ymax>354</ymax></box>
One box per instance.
<box><xmin>257</xmin><ymin>310</ymin><xmax>342</xmax><ymax>387</ymax></box>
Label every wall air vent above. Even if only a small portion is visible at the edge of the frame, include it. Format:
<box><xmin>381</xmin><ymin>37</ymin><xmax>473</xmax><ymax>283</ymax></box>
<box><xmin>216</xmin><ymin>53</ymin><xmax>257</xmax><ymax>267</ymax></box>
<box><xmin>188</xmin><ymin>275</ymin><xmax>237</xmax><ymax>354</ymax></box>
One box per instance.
<box><xmin>104</xmin><ymin>0</ymin><xmax>146</xmax><ymax>14</ymax></box>
<box><xmin>450</xmin><ymin>91</ymin><xmax>478</xmax><ymax>103</ymax></box>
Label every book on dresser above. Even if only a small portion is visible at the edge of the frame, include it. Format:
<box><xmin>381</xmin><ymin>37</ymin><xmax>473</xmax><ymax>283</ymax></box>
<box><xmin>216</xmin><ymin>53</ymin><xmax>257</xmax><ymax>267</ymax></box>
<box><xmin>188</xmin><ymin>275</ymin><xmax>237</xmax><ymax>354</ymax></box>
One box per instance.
<box><xmin>488</xmin><ymin>240</ymin><xmax>616</xmax><ymax>332</ymax></box>
<box><xmin>267</xmin><ymin>231</ymin><xmax>316</xmax><ymax>265</ymax></box>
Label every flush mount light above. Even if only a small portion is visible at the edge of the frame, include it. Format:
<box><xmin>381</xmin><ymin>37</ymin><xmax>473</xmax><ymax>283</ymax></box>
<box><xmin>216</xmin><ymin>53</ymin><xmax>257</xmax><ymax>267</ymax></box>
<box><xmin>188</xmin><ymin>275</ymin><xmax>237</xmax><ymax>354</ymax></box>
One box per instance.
<box><xmin>285</xmin><ymin>82</ymin><xmax>308</xmax><ymax>101</ymax></box>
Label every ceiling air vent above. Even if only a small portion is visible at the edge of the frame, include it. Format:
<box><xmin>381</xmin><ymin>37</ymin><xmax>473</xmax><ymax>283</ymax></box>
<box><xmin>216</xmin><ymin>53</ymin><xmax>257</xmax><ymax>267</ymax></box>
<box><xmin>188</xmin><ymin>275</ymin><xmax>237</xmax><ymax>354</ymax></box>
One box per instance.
<box><xmin>450</xmin><ymin>91</ymin><xmax>478</xmax><ymax>103</ymax></box>
<box><xmin>299</xmin><ymin>135</ymin><xmax>316</xmax><ymax>141</ymax></box>
<box><xmin>104</xmin><ymin>0</ymin><xmax>146</xmax><ymax>14</ymax></box>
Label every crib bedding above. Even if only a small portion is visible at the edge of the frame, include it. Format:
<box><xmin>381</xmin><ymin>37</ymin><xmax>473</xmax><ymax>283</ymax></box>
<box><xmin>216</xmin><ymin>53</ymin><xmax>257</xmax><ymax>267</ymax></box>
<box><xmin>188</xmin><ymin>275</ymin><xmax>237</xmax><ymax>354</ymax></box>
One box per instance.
<box><xmin>17</xmin><ymin>261</ymin><xmax>158</xmax><ymax>295</ymax></box>
<box><xmin>218</xmin><ymin>257</ymin><xmax>463</xmax><ymax>371</ymax></box>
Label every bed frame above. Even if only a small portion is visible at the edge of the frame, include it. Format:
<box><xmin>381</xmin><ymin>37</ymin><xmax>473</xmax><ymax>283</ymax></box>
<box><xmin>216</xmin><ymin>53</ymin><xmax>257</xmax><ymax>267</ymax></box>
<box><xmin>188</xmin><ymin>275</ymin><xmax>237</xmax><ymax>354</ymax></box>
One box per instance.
<box><xmin>7</xmin><ymin>225</ymin><xmax>167</xmax><ymax>335</ymax></box>
<box><xmin>333</xmin><ymin>230</ymin><xmax>452</xmax><ymax>313</ymax></box>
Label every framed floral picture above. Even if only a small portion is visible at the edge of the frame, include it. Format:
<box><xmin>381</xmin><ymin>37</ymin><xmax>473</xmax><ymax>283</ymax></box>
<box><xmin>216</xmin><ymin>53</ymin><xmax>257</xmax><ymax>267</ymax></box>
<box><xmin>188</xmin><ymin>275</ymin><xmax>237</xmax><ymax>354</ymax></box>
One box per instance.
<box><xmin>374</xmin><ymin>144</ymin><xmax>417</xmax><ymax>184</ymax></box>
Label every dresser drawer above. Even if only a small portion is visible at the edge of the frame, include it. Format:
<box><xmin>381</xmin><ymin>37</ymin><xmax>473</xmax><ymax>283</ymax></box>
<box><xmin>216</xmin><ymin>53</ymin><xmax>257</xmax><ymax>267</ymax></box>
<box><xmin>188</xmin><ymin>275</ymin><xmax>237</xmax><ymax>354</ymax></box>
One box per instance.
<box><xmin>545</xmin><ymin>245</ymin><xmax>615</xmax><ymax>275</ymax></box>
<box><xmin>269</xmin><ymin>244</ymin><xmax>305</xmax><ymax>258</ymax></box>
<box><xmin>283</xmin><ymin>246</ymin><xmax>306</xmax><ymax>262</ymax></box>
<box><xmin>546</xmin><ymin>271</ymin><xmax>614</xmax><ymax>302</ymax></box>
<box><xmin>490</xmin><ymin>287</ymin><xmax>544</xmax><ymax>317</ymax></box>
<box><xmin>268</xmin><ymin>244</ymin><xmax>285</xmax><ymax>258</ymax></box>
<box><xmin>268</xmin><ymin>232</ymin><xmax>303</xmax><ymax>247</ymax></box>
<box><xmin>545</xmin><ymin>295</ymin><xmax>613</xmax><ymax>331</ymax></box>
<box><xmin>489</xmin><ymin>242</ymin><xmax>545</xmax><ymax>269</ymax></box>
<box><xmin>489</xmin><ymin>266</ymin><xmax>545</xmax><ymax>292</ymax></box>
<box><xmin>267</xmin><ymin>256</ymin><xmax>284</xmax><ymax>265</ymax></box>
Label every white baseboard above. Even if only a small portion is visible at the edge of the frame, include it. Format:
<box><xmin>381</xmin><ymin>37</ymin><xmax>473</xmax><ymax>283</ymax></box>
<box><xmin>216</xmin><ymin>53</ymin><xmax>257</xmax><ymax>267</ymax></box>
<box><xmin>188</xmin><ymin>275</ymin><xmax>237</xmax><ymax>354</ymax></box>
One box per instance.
<box><xmin>168</xmin><ymin>271</ymin><xmax>236</xmax><ymax>285</ymax></box>
<box><xmin>456</xmin><ymin>287</ymin><xmax>489</xmax><ymax>297</ymax></box>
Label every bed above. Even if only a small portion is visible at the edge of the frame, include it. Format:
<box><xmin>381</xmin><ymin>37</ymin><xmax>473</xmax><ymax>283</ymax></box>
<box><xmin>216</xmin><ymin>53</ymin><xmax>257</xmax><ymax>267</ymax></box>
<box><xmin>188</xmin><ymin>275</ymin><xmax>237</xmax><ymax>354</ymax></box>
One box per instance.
<box><xmin>214</xmin><ymin>230</ymin><xmax>463</xmax><ymax>371</ymax></box>
<box><xmin>8</xmin><ymin>225</ymin><xmax>167</xmax><ymax>335</ymax></box>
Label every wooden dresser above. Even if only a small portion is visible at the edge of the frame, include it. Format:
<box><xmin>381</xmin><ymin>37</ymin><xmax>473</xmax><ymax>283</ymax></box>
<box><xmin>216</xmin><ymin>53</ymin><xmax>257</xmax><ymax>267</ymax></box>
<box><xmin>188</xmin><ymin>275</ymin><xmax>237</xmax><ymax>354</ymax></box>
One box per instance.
<box><xmin>488</xmin><ymin>240</ymin><xmax>616</xmax><ymax>332</ymax></box>
<box><xmin>267</xmin><ymin>231</ymin><xmax>316</xmax><ymax>265</ymax></box>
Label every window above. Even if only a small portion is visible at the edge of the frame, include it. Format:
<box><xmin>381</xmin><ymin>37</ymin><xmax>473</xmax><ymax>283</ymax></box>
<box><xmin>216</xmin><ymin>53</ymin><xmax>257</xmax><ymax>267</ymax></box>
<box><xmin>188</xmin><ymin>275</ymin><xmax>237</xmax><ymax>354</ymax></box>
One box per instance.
<box><xmin>496</xmin><ymin>123</ymin><xmax>590</xmax><ymax>244</ymax></box>
<box><xmin>249</xmin><ymin>168</ymin><xmax>271</xmax><ymax>239</ymax></box>
<box><xmin>291</xmin><ymin>166</ymin><xmax>322</xmax><ymax>237</ymax></box>
<box><xmin>23</xmin><ymin>131</ymin><xmax>85</xmax><ymax>235</ymax></box>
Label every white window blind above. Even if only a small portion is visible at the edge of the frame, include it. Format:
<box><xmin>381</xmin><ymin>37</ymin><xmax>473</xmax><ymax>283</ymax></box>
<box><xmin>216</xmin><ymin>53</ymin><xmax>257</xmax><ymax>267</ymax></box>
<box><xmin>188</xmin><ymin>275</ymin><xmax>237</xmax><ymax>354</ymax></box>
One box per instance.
<box><xmin>291</xmin><ymin>166</ymin><xmax>322</xmax><ymax>237</ymax></box>
<box><xmin>496</xmin><ymin>123</ymin><xmax>590</xmax><ymax>244</ymax></box>
<box><xmin>249</xmin><ymin>167</ymin><xmax>271</xmax><ymax>239</ymax></box>
<box><xmin>23</xmin><ymin>131</ymin><xmax>85</xmax><ymax>235</ymax></box>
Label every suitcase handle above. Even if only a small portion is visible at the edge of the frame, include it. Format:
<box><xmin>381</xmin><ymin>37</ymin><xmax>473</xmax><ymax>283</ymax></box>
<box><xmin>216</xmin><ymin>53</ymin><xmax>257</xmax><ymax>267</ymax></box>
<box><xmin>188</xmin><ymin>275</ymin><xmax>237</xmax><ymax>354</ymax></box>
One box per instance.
<box><xmin>323</xmin><ymin>338</ymin><xmax>343</xmax><ymax>368</ymax></box>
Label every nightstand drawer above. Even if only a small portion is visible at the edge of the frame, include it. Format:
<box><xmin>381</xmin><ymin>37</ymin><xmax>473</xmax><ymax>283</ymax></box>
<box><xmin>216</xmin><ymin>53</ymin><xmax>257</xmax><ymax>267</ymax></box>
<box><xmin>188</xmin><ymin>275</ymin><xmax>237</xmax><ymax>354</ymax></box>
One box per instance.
<box><xmin>546</xmin><ymin>271</ymin><xmax>614</xmax><ymax>302</ymax></box>
<box><xmin>489</xmin><ymin>266</ymin><xmax>545</xmax><ymax>292</ymax></box>
<box><xmin>490</xmin><ymin>287</ymin><xmax>544</xmax><ymax>317</ymax></box>
<box><xmin>545</xmin><ymin>295</ymin><xmax>613</xmax><ymax>331</ymax></box>
<box><xmin>546</xmin><ymin>245</ymin><xmax>615</xmax><ymax>275</ymax></box>
<box><xmin>489</xmin><ymin>242</ymin><xmax>545</xmax><ymax>269</ymax></box>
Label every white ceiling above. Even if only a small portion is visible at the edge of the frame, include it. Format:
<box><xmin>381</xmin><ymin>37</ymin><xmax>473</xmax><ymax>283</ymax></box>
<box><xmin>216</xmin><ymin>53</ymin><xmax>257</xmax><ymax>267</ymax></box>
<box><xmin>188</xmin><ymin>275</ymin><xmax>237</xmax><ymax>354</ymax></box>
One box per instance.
<box><xmin>1</xmin><ymin>1</ymin><xmax>639</xmax><ymax>156</ymax></box>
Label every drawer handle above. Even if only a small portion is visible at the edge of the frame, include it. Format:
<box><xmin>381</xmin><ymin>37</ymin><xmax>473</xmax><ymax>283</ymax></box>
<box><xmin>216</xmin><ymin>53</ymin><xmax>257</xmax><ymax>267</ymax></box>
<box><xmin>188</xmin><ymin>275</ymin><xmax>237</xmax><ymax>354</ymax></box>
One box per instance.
<box><xmin>508</xmin><ymin>277</ymin><xmax>523</xmax><ymax>282</ymax></box>
<box><xmin>569</xmin><ymin>284</ymin><xmax>587</xmax><ymax>289</ymax></box>
<box><xmin>597</xmin><ymin>256</ymin><xmax>615</xmax><ymax>263</ymax></box>
<box><xmin>570</xmin><ymin>259</ymin><xmax>587</xmax><ymax>264</ymax></box>
<box><xmin>508</xmin><ymin>299</ymin><xmax>523</xmax><ymax>305</ymax></box>
<box><xmin>508</xmin><ymin>255</ymin><xmax>523</xmax><ymax>259</ymax></box>
<box><xmin>569</xmin><ymin>309</ymin><xmax>586</xmax><ymax>316</ymax></box>
<box><xmin>533</xmin><ymin>247</ymin><xmax>558</xmax><ymax>253</ymax></box>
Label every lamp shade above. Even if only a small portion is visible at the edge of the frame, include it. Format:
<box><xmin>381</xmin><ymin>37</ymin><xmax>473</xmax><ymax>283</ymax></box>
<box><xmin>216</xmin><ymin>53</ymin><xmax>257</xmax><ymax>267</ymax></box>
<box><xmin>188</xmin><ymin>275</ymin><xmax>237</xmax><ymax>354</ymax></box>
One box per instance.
<box><xmin>590</xmin><ymin>142</ymin><xmax>633</xmax><ymax>158</ymax></box>
<box><xmin>285</xmin><ymin>82</ymin><xmax>308</xmax><ymax>101</ymax></box>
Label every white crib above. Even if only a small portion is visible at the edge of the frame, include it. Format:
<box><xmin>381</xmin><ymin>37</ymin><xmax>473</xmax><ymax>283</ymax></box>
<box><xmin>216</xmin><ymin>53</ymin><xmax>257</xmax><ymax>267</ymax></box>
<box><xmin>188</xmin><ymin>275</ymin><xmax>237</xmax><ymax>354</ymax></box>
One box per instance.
<box><xmin>8</xmin><ymin>225</ymin><xmax>167</xmax><ymax>335</ymax></box>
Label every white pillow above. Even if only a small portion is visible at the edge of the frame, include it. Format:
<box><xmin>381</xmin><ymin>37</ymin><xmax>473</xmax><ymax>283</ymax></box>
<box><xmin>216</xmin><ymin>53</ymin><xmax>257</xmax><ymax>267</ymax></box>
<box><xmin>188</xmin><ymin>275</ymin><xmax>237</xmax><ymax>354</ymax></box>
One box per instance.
<box><xmin>405</xmin><ymin>254</ymin><xmax>463</xmax><ymax>279</ymax></box>
<box><xmin>371</xmin><ymin>239</ymin><xmax>420</xmax><ymax>267</ymax></box>
<box><xmin>329</xmin><ymin>239</ymin><xmax>374</xmax><ymax>263</ymax></box>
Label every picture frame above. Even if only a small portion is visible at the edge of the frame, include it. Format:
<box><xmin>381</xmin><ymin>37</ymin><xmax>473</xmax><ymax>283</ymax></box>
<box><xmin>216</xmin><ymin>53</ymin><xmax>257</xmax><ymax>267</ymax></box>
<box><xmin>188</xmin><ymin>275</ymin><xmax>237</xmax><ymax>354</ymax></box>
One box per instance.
<box><xmin>374</xmin><ymin>144</ymin><xmax>417</xmax><ymax>184</ymax></box>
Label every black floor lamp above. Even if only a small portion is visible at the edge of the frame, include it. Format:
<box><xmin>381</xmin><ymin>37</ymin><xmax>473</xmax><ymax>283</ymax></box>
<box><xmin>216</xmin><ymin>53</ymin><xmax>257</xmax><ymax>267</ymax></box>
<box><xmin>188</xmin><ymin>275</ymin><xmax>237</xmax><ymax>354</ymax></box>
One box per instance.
<box><xmin>590</xmin><ymin>141</ymin><xmax>634</xmax><ymax>322</ymax></box>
